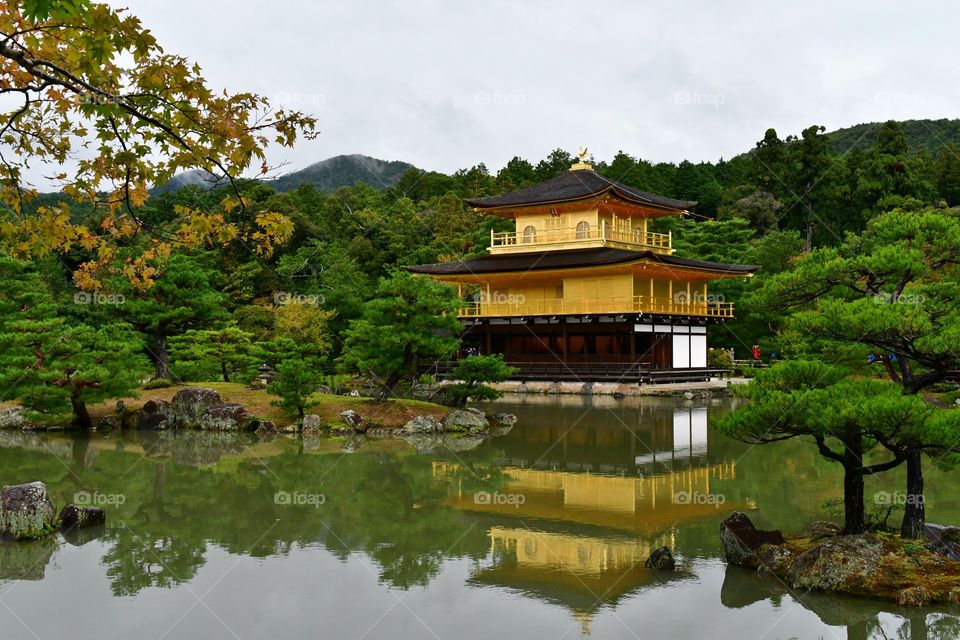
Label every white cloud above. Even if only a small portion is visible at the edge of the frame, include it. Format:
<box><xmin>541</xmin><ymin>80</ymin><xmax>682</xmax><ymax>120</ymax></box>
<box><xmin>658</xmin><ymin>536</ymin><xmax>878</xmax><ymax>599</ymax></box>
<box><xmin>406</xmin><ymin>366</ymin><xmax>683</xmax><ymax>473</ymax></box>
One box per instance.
<box><xmin>23</xmin><ymin>0</ymin><xmax>960</xmax><ymax>186</ymax></box>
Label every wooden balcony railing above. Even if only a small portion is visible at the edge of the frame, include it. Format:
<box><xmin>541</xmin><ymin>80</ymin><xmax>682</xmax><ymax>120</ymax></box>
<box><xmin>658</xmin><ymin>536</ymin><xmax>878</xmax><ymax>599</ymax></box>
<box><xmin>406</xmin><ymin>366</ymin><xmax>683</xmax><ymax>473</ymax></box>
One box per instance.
<box><xmin>458</xmin><ymin>295</ymin><xmax>734</xmax><ymax>318</ymax></box>
<box><xmin>490</xmin><ymin>221</ymin><xmax>671</xmax><ymax>253</ymax></box>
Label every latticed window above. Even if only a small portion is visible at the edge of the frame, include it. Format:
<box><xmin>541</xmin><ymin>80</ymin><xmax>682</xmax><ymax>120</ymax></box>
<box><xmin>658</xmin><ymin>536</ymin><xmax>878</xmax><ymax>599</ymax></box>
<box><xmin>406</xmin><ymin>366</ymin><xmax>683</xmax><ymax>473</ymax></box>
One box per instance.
<box><xmin>522</xmin><ymin>225</ymin><xmax>537</xmax><ymax>243</ymax></box>
<box><xmin>575</xmin><ymin>221</ymin><xmax>590</xmax><ymax>239</ymax></box>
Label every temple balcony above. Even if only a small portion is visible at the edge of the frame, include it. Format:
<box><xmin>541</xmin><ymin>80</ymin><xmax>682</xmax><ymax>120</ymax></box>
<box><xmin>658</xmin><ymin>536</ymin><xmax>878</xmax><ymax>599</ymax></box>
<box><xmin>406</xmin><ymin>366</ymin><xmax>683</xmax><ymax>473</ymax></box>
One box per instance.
<box><xmin>457</xmin><ymin>295</ymin><xmax>734</xmax><ymax>319</ymax></box>
<box><xmin>489</xmin><ymin>221</ymin><xmax>672</xmax><ymax>255</ymax></box>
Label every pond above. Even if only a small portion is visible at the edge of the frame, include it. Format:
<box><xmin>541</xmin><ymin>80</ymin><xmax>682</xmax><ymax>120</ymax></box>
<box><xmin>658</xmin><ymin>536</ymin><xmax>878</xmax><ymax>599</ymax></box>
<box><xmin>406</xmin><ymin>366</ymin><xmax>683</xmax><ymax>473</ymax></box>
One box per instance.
<box><xmin>0</xmin><ymin>394</ymin><xmax>958</xmax><ymax>639</ymax></box>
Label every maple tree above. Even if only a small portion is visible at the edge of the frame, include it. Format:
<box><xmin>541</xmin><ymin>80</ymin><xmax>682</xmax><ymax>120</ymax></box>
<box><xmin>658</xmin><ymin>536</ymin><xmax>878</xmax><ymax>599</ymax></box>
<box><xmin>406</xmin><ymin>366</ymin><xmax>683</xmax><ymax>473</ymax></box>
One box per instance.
<box><xmin>0</xmin><ymin>0</ymin><xmax>316</xmax><ymax>288</ymax></box>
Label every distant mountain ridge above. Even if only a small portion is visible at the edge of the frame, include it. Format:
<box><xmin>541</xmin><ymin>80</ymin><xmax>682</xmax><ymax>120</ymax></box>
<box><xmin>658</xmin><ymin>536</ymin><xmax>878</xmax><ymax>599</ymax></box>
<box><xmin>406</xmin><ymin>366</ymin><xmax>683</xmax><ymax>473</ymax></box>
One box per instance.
<box><xmin>267</xmin><ymin>154</ymin><xmax>415</xmax><ymax>192</ymax></box>
<box><xmin>156</xmin><ymin>154</ymin><xmax>416</xmax><ymax>194</ymax></box>
<box><xmin>156</xmin><ymin>119</ymin><xmax>960</xmax><ymax>195</ymax></box>
<box><xmin>826</xmin><ymin>118</ymin><xmax>960</xmax><ymax>155</ymax></box>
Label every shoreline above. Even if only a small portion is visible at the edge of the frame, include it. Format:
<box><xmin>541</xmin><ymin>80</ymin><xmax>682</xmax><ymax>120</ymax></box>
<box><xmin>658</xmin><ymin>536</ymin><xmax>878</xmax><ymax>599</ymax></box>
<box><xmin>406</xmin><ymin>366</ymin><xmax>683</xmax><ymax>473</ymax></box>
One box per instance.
<box><xmin>485</xmin><ymin>377</ymin><xmax>750</xmax><ymax>397</ymax></box>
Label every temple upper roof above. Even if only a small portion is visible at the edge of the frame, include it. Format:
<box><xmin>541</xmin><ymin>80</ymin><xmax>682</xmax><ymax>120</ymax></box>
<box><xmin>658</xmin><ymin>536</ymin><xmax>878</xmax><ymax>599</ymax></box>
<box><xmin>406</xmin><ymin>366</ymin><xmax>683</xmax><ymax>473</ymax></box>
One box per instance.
<box><xmin>406</xmin><ymin>247</ymin><xmax>758</xmax><ymax>277</ymax></box>
<box><xmin>465</xmin><ymin>169</ymin><xmax>696</xmax><ymax>212</ymax></box>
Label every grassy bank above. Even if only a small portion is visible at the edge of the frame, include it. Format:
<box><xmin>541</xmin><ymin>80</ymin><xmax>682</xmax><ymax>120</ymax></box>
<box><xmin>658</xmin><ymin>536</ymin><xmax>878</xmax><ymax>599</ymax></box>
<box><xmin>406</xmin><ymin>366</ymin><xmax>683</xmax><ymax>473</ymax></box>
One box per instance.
<box><xmin>88</xmin><ymin>382</ymin><xmax>448</xmax><ymax>429</ymax></box>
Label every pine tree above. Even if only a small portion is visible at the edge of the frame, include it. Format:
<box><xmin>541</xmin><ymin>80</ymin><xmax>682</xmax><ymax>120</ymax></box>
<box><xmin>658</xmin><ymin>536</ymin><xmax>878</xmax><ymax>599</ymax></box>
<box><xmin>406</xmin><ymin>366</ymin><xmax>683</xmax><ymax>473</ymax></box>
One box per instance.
<box><xmin>340</xmin><ymin>271</ymin><xmax>461</xmax><ymax>402</ymax></box>
<box><xmin>0</xmin><ymin>258</ymin><xmax>149</xmax><ymax>429</ymax></box>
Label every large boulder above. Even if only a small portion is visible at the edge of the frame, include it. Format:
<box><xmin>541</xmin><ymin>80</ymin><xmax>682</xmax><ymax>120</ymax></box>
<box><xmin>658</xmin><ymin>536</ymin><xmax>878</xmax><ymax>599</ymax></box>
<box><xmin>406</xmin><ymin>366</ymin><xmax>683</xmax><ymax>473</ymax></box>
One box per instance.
<box><xmin>644</xmin><ymin>546</ymin><xmax>676</xmax><ymax>571</ymax></box>
<box><xmin>59</xmin><ymin>504</ymin><xmax>106</xmax><ymax>530</ymax></box>
<box><xmin>0</xmin><ymin>481</ymin><xmax>57</xmax><ymax>540</ymax></box>
<box><xmin>301</xmin><ymin>414</ymin><xmax>322</xmax><ymax>433</ymax></box>
<box><xmin>340</xmin><ymin>409</ymin><xmax>365</xmax><ymax>432</ymax></box>
<box><xmin>720</xmin><ymin>512</ymin><xmax>785</xmax><ymax>568</ymax></box>
<box><xmin>199</xmin><ymin>403</ymin><xmax>249</xmax><ymax>431</ymax></box>
<box><xmin>402</xmin><ymin>415</ymin><xmax>443</xmax><ymax>434</ymax></box>
<box><xmin>135</xmin><ymin>399</ymin><xmax>170</xmax><ymax>430</ymax></box>
<box><xmin>924</xmin><ymin>523</ymin><xmax>960</xmax><ymax>561</ymax></box>
<box><xmin>442</xmin><ymin>409</ymin><xmax>489</xmax><ymax>432</ymax></box>
<box><xmin>785</xmin><ymin>534</ymin><xmax>883</xmax><ymax>592</ymax></box>
<box><xmin>0</xmin><ymin>407</ymin><xmax>26</xmax><ymax>430</ymax></box>
<box><xmin>170</xmin><ymin>387</ymin><xmax>223</xmax><ymax>427</ymax></box>
<box><xmin>488</xmin><ymin>412</ymin><xmax>517</xmax><ymax>428</ymax></box>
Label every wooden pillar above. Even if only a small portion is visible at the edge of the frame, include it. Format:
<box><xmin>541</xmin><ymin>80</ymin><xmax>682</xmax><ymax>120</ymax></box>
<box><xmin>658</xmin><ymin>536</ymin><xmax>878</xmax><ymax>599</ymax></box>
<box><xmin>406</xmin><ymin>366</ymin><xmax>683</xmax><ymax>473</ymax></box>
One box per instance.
<box><xmin>485</xmin><ymin>322</ymin><xmax>492</xmax><ymax>355</ymax></box>
<box><xmin>562</xmin><ymin>320</ymin><xmax>568</xmax><ymax>362</ymax></box>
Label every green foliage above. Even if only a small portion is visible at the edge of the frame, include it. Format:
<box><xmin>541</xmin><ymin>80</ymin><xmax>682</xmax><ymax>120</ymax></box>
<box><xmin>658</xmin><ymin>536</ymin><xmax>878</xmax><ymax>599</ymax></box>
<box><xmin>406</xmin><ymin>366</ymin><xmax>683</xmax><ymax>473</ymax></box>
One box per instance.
<box><xmin>111</xmin><ymin>253</ymin><xmax>228</xmax><ymax>378</ymax></box>
<box><xmin>446</xmin><ymin>355</ymin><xmax>517</xmax><ymax>407</ymax></box>
<box><xmin>340</xmin><ymin>271</ymin><xmax>461</xmax><ymax>401</ymax></box>
<box><xmin>169</xmin><ymin>324</ymin><xmax>258</xmax><ymax>383</ymax></box>
<box><xmin>267</xmin><ymin>359</ymin><xmax>325</xmax><ymax>419</ymax></box>
<box><xmin>707</xmin><ymin>348</ymin><xmax>734</xmax><ymax>370</ymax></box>
<box><xmin>0</xmin><ymin>258</ymin><xmax>149</xmax><ymax>427</ymax></box>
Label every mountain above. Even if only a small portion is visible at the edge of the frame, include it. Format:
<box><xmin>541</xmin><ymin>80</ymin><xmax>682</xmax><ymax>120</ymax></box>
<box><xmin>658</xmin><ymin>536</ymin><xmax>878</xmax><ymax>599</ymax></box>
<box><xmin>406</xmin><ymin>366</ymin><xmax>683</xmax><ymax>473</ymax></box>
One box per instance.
<box><xmin>826</xmin><ymin>118</ymin><xmax>960</xmax><ymax>155</ymax></box>
<box><xmin>153</xmin><ymin>168</ymin><xmax>227</xmax><ymax>193</ymax></box>
<box><xmin>266</xmin><ymin>154</ymin><xmax>415</xmax><ymax>192</ymax></box>
<box><xmin>156</xmin><ymin>154</ymin><xmax>416</xmax><ymax>194</ymax></box>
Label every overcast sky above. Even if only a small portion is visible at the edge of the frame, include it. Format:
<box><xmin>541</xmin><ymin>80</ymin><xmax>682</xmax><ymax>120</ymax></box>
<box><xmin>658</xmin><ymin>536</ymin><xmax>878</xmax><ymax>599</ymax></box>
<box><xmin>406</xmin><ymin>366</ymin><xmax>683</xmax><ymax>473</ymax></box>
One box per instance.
<box><xmin>117</xmin><ymin>0</ymin><xmax>956</xmax><ymax>174</ymax></box>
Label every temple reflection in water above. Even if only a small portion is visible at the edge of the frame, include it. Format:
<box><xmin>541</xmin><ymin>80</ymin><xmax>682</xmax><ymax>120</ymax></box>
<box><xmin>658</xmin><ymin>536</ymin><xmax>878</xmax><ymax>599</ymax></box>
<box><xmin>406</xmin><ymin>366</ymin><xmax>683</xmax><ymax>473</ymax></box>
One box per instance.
<box><xmin>438</xmin><ymin>399</ymin><xmax>739</xmax><ymax>634</ymax></box>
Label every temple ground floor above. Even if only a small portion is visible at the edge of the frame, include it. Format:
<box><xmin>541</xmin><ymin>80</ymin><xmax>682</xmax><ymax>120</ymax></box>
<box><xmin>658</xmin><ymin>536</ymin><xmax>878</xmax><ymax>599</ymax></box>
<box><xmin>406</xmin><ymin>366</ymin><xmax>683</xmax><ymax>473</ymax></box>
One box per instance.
<box><xmin>424</xmin><ymin>315</ymin><xmax>730</xmax><ymax>383</ymax></box>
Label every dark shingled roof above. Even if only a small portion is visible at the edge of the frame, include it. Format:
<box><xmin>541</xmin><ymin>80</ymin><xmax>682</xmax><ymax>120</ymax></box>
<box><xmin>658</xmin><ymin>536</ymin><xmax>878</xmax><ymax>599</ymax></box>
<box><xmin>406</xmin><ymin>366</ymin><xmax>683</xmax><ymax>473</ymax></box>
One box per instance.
<box><xmin>465</xmin><ymin>169</ymin><xmax>696</xmax><ymax>210</ymax></box>
<box><xmin>405</xmin><ymin>248</ymin><xmax>759</xmax><ymax>276</ymax></box>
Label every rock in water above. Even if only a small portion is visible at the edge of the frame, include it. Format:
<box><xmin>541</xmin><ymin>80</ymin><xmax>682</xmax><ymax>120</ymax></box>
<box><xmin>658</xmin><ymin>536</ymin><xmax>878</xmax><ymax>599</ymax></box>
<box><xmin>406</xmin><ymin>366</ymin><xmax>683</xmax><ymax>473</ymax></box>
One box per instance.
<box><xmin>442</xmin><ymin>409</ymin><xmax>489</xmax><ymax>432</ymax></box>
<box><xmin>301</xmin><ymin>414</ymin><xmax>322</xmax><ymax>432</ymax></box>
<box><xmin>59</xmin><ymin>504</ymin><xmax>106</xmax><ymax>530</ymax></box>
<box><xmin>0</xmin><ymin>407</ymin><xmax>26</xmax><ymax>430</ymax></box>
<box><xmin>340</xmin><ymin>410</ymin><xmax>365</xmax><ymax>431</ymax></box>
<box><xmin>488</xmin><ymin>413</ymin><xmax>517</xmax><ymax>428</ymax></box>
<box><xmin>170</xmin><ymin>387</ymin><xmax>223</xmax><ymax>427</ymax></box>
<box><xmin>0</xmin><ymin>481</ymin><xmax>56</xmax><ymax>540</ymax></box>
<box><xmin>200</xmin><ymin>403</ymin><xmax>249</xmax><ymax>431</ymax></box>
<box><xmin>720</xmin><ymin>512</ymin><xmax>785</xmax><ymax>567</ymax></box>
<box><xmin>402</xmin><ymin>415</ymin><xmax>442</xmax><ymax>434</ymax></box>
<box><xmin>644</xmin><ymin>546</ymin><xmax>676</xmax><ymax>571</ymax></box>
<box><xmin>136</xmin><ymin>399</ymin><xmax>170</xmax><ymax>430</ymax></box>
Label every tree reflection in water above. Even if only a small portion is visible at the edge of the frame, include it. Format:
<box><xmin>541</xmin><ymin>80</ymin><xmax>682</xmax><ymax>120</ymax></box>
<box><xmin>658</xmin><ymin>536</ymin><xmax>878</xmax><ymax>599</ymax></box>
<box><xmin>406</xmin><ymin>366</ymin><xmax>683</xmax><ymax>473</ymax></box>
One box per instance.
<box><xmin>0</xmin><ymin>396</ymin><xmax>958</xmax><ymax>639</ymax></box>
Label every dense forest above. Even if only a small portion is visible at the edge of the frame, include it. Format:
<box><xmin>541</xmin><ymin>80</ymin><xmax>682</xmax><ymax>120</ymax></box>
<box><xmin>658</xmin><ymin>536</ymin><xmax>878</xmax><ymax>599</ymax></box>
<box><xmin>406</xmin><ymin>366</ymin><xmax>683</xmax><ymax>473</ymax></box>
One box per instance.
<box><xmin>6</xmin><ymin>117</ymin><xmax>960</xmax><ymax>425</ymax></box>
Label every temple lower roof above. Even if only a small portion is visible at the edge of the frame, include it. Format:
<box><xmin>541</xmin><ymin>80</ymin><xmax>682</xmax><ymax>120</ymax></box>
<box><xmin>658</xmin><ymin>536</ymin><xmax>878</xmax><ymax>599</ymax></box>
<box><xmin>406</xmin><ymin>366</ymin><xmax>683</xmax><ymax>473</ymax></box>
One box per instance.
<box><xmin>464</xmin><ymin>169</ymin><xmax>696</xmax><ymax>211</ymax></box>
<box><xmin>405</xmin><ymin>247</ymin><xmax>759</xmax><ymax>277</ymax></box>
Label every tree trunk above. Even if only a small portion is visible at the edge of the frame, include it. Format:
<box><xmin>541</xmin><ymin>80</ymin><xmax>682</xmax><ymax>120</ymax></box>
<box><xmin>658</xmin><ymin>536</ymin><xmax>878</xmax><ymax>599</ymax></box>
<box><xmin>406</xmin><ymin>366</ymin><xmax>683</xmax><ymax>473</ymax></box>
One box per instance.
<box><xmin>843</xmin><ymin>467</ymin><xmax>866</xmax><ymax>534</ymax></box>
<box><xmin>221</xmin><ymin>360</ymin><xmax>230</xmax><ymax>383</ymax></box>
<box><xmin>154</xmin><ymin>334</ymin><xmax>170</xmax><ymax>379</ymax></box>
<box><xmin>842</xmin><ymin>424</ymin><xmax>866</xmax><ymax>534</ymax></box>
<box><xmin>804</xmin><ymin>202</ymin><xmax>814</xmax><ymax>253</ymax></box>
<box><xmin>377</xmin><ymin>372</ymin><xmax>402</xmax><ymax>403</ymax></box>
<box><xmin>70</xmin><ymin>391</ymin><xmax>93</xmax><ymax>430</ymax></box>
<box><xmin>901</xmin><ymin>446</ymin><xmax>925</xmax><ymax>539</ymax></box>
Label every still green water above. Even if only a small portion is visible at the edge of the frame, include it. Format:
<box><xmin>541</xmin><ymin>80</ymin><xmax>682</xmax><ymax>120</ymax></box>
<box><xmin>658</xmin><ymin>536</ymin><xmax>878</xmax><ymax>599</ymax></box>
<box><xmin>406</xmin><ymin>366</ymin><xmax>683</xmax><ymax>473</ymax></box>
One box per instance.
<box><xmin>0</xmin><ymin>394</ymin><xmax>959</xmax><ymax>640</ymax></box>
